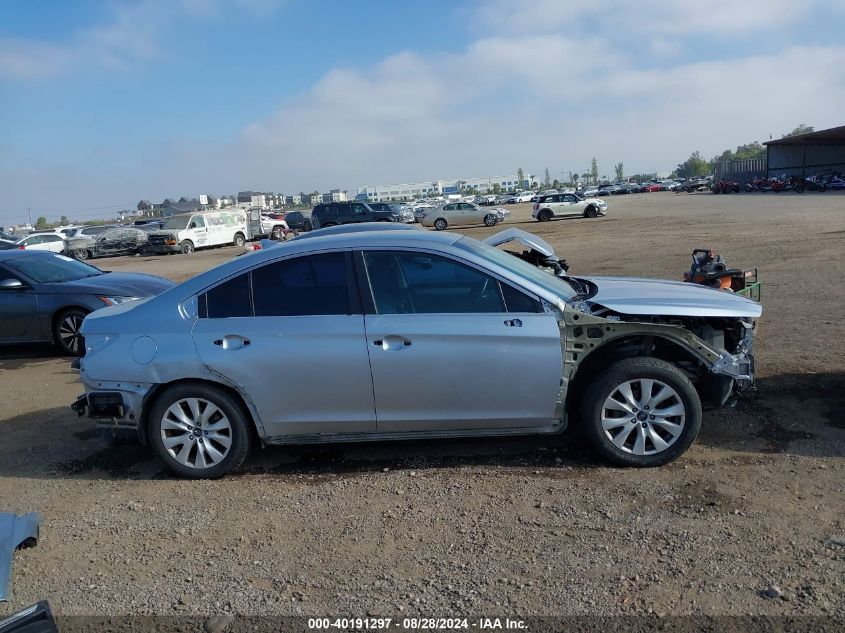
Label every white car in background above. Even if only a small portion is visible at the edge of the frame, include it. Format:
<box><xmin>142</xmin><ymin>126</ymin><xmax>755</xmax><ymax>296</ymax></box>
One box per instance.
<box><xmin>532</xmin><ymin>192</ymin><xmax>608</xmax><ymax>221</ymax></box>
<box><xmin>1</xmin><ymin>233</ymin><xmax>67</xmax><ymax>252</ymax></box>
<box><xmin>514</xmin><ymin>191</ymin><xmax>536</xmax><ymax>203</ymax></box>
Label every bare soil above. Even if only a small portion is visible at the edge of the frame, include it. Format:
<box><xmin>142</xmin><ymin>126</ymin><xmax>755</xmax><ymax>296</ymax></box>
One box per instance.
<box><xmin>0</xmin><ymin>192</ymin><xmax>843</xmax><ymax>619</ymax></box>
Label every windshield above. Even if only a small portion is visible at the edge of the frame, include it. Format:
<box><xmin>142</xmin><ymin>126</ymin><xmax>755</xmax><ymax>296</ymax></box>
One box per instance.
<box><xmin>162</xmin><ymin>215</ymin><xmax>191</xmax><ymax>230</ymax></box>
<box><xmin>5</xmin><ymin>253</ymin><xmax>103</xmax><ymax>283</ymax></box>
<box><xmin>455</xmin><ymin>236</ymin><xmax>576</xmax><ymax>300</ymax></box>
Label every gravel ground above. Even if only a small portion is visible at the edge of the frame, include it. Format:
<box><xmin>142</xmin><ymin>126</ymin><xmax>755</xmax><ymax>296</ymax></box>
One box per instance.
<box><xmin>0</xmin><ymin>192</ymin><xmax>843</xmax><ymax>621</ymax></box>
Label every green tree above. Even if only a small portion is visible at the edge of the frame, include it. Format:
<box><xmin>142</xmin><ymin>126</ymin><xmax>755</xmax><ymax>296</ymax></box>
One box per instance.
<box><xmin>783</xmin><ymin>124</ymin><xmax>814</xmax><ymax>138</ymax></box>
<box><xmin>543</xmin><ymin>167</ymin><xmax>551</xmax><ymax>187</ymax></box>
<box><xmin>516</xmin><ymin>167</ymin><xmax>525</xmax><ymax>189</ymax></box>
<box><xmin>552</xmin><ymin>179</ymin><xmax>560</xmax><ymax>189</ymax></box>
<box><xmin>35</xmin><ymin>216</ymin><xmax>48</xmax><ymax>229</ymax></box>
<box><xmin>491</xmin><ymin>183</ymin><xmax>501</xmax><ymax>194</ymax></box>
<box><xmin>590</xmin><ymin>158</ymin><xmax>599</xmax><ymax>185</ymax></box>
<box><xmin>614</xmin><ymin>162</ymin><xmax>624</xmax><ymax>182</ymax></box>
<box><xmin>59</xmin><ymin>215</ymin><xmax>69</xmax><ymax>225</ymax></box>
<box><xmin>676</xmin><ymin>151</ymin><xmax>711</xmax><ymax>178</ymax></box>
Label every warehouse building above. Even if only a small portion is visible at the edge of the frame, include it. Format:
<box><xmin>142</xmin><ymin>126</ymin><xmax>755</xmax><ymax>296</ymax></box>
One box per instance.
<box><xmin>765</xmin><ymin>124</ymin><xmax>845</xmax><ymax>178</ymax></box>
<box><xmin>356</xmin><ymin>174</ymin><xmax>534</xmax><ymax>202</ymax></box>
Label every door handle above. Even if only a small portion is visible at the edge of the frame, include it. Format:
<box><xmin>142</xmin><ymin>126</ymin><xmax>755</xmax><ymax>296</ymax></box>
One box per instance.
<box><xmin>373</xmin><ymin>335</ymin><xmax>412</xmax><ymax>351</ymax></box>
<box><xmin>213</xmin><ymin>335</ymin><xmax>251</xmax><ymax>350</ymax></box>
<box><xmin>504</xmin><ymin>318</ymin><xmax>522</xmax><ymax>327</ymax></box>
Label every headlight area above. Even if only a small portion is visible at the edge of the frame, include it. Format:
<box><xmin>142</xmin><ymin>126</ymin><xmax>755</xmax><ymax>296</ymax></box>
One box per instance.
<box><xmin>98</xmin><ymin>296</ymin><xmax>141</xmax><ymax>306</ymax></box>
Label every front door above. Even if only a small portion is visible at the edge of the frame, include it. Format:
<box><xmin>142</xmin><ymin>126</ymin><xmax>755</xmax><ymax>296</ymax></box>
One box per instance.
<box><xmin>189</xmin><ymin>215</ymin><xmax>209</xmax><ymax>247</ymax></box>
<box><xmin>191</xmin><ymin>251</ymin><xmax>376</xmax><ymax>437</ymax></box>
<box><xmin>0</xmin><ymin>265</ymin><xmax>40</xmax><ymax>339</ymax></box>
<box><xmin>360</xmin><ymin>249</ymin><xmax>562</xmax><ymax>432</ymax></box>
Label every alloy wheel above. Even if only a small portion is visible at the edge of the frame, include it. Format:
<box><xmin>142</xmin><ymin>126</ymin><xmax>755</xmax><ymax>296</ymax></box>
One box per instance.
<box><xmin>58</xmin><ymin>314</ymin><xmax>85</xmax><ymax>355</ymax></box>
<box><xmin>160</xmin><ymin>398</ymin><xmax>233</xmax><ymax>469</ymax></box>
<box><xmin>600</xmin><ymin>379</ymin><xmax>686</xmax><ymax>455</ymax></box>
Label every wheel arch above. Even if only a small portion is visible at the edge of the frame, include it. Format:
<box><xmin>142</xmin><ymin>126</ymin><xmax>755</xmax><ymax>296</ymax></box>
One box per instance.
<box><xmin>138</xmin><ymin>377</ymin><xmax>264</xmax><ymax>448</ymax></box>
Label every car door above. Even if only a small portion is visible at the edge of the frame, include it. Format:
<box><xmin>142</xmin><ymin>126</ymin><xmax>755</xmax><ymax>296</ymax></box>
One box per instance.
<box><xmin>359</xmin><ymin>249</ymin><xmax>563</xmax><ymax>432</ymax></box>
<box><xmin>461</xmin><ymin>203</ymin><xmax>484</xmax><ymax>223</ymax></box>
<box><xmin>0</xmin><ymin>263</ymin><xmax>41</xmax><ymax>340</ymax></box>
<box><xmin>191</xmin><ymin>251</ymin><xmax>376</xmax><ymax>437</ymax></box>
<box><xmin>93</xmin><ymin>229</ymin><xmax>118</xmax><ymax>256</ymax></box>
<box><xmin>189</xmin><ymin>215</ymin><xmax>209</xmax><ymax>246</ymax></box>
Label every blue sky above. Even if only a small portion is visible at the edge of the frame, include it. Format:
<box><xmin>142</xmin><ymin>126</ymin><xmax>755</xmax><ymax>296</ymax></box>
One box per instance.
<box><xmin>1</xmin><ymin>0</ymin><xmax>844</xmax><ymax>222</ymax></box>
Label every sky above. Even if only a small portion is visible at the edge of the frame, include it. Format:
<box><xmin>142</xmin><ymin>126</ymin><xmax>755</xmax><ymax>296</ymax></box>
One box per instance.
<box><xmin>1</xmin><ymin>0</ymin><xmax>844</xmax><ymax>223</ymax></box>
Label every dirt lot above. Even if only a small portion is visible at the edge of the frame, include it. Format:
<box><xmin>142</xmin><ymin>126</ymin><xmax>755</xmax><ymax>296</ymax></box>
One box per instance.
<box><xmin>0</xmin><ymin>192</ymin><xmax>843</xmax><ymax>620</ymax></box>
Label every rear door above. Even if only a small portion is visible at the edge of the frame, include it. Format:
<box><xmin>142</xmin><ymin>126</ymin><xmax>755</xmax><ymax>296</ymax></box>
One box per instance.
<box><xmin>192</xmin><ymin>251</ymin><xmax>376</xmax><ymax>437</ymax></box>
<box><xmin>359</xmin><ymin>249</ymin><xmax>562</xmax><ymax>432</ymax></box>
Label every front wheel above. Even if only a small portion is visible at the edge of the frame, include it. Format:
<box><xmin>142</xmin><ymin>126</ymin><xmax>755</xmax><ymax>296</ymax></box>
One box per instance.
<box><xmin>433</xmin><ymin>218</ymin><xmax>447</xmax><ymax>231</ymax></box>
<box><xmin>271</xmin><ymin>227</ymin><xmax>284</xmax><ymax>240</ymax></box>
<box><xmin>483</xmin><ymin>213</ymin><xmax>498</xmax><ymax>227</ymax></box>
<box><xmin>303</xmin><ymin>220</ymin><xmax>312</xmax><ymax>231</ymax></box>
<box><xmin>148</xmin><ymin>383</ymin><xmax>251</xmax><ymax>479</ymax></box>
<box><xmin>581</xmin><ymin>357</ymin><xmax>702</xmax><ymax>467</ymax></box>
<box><xmin>72</xmin><ymin>249</ymin><xmax>89</xmax><ymax>260</ymax></box>
<box><xmin>53</xmin><ymin>308</ymin><xmax>88</xmax><ymax>356</ymax></box>
<box><xmin>233</xmin><ymin>233</ymin><xmax>245</xmax><ymax>247</ymax></box>
<box><xmin>180</xmin><ymin>240</ymin><xmax>195</xmax><ymax>254</ymax></box>
<box><xmin>584</xmin><ymin>206</ymin><xmax>598</xmax><ymax>218</ymax></box>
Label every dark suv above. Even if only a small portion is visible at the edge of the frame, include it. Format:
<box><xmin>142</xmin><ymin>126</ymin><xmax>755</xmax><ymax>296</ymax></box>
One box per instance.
<box><xmin>311</xmin><ymin>202</ymin><xmax>400</xmax><ymax>229</ymax></box>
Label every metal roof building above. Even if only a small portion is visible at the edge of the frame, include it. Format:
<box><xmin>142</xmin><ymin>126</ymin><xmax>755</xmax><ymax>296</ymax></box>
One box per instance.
<box><xmin>764</xmin><ymin>125</ymin><xmax>845</xmax><ymax>178</ymax></box>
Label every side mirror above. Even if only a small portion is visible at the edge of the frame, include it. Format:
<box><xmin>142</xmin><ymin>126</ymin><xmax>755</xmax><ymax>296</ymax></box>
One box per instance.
<box><xmin>0</xmin><ymin>278</ymin><xmax>24</xmax><ymax>290</ymax></box>
<box><xmin>189</xmin><ymin>222</ymin><xmax>197</xmax><ymax>229</ymax></box>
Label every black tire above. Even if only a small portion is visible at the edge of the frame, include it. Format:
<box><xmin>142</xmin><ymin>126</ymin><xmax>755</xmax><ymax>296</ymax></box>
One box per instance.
<box><xmin>72</xmin><ymin>249</ymin><xmax>89</xmax><ymax>260</ymax></box>
<box><xmin>323</xmin><ymin>222</ymin><xmax>337</xmax><ymax>228</ymax></box>
<box><xmin>433</xmin><ymin>218</ymin><xmax>447</xmax><ymax>231</ymax></box>
<box><xmin>53</xmin><ymin>308</ymin><xmax>88</xmax><ymax>356</ymax></box>
<box><xmin>483</xmin><ymin>213</ymin><xmax>498</xmax><ymax>227</ymax></box>
<box><xmin>537</xmin><ymin>209</ymin><xmax>553</xmax><ymax>222</ymax></box>
<box><xmin>233</xmin><ymin>233</ymin><xmax>245</xmax><ymax>247</ymax></box>
<box><xmin>584</xmin><ymin>206</ymin><xmax>598</xmax><ymax>218</ymax></box>
<box><xmin>303</xmin><ymin>220</ymin><xmax>312</xmax><ymax>231</ymax></box>
<box><xmin>271</xmin><ymin>226</ymin><xmax>284</xmax><ymax>240</ymax></box>
<box><xmin>581</xmin><ymin>357</ymin><xmax>702</xmax><ymax>467</ymax></box>
<box><xmin>148</xmin><ymin>383</ymin><xmax>251</xmax><ymax>479</ymax></box>
<box><xmin>180</xmin><ymin>240</ymin><xmax>194</xmax><ymax>254</ymax></box>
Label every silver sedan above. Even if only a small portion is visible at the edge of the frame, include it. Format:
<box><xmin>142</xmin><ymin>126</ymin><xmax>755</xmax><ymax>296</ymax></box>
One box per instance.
<box><xmin>420</xmin><ymin>202</ymin><xmax>504</xmax><ymax>230</ymax></box>
<box><xmin>74</xmin><ymin>228</ymin><xmax>761</xmax><ymax>478</ymax></box>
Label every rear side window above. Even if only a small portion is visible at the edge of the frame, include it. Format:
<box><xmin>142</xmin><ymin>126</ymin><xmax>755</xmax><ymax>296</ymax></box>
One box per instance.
<box><xmin>202</xmin><ymin>273</ymin><xmax>252</xmax><ymax>318</ymax></box>
<box><xmin>252</xmin><ymin>252</ymin><xmax>350</xmax><ymax>316</ymax></box>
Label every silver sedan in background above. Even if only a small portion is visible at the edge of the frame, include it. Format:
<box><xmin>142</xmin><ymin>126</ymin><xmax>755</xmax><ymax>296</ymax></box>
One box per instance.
<box><xmin>420</xmin><ymin>202</ymin><xmax>508</xmax><ymax>230</ymax></box>
<box><xmin>74</xmin><ymin>228</ymin><xmax>761</xmax><ymax>478</ymax></box>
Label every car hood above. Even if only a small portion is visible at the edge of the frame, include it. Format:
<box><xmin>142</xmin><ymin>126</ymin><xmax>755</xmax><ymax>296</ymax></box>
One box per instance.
<box><xmin>484</xmin><ymin>228</ymin><xmax>555</xmax><ymax>257</ymax></box>
<box><xmin>49</xmin><ymin>271</ymin><xmax>175</xmax><ymax>297</ymax></box>
<box><xmin>581</xmin><ymin>276</ymin><xmax>762</xmax><ymax>318</ymax></box>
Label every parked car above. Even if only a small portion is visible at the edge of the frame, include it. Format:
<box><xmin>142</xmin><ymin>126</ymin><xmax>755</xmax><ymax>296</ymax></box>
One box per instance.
<box><xmin>0</xmin><ymin>250</ymin><xmax>173</xmax><ymax>355</ymax></box>
<box><xmin>73</xmin><ymin>227</ymin><xmax>761</xmax><ymax>477</ymax></box>
<box><xmin>412</xmin><ymin>204</ymin><xmax>435</xmax><ymax>222</ymax></box>
<box><xmin>532</xmin><ymin>193</ymin><xmax>608</xmax><ymax>221</ymax></box>
<box><xmin>419</xmin><ymin>202</ymin><xmax>504</xmax><ymax>230</ymax></box>
<box><xmin>64</xmin><ymin>226</ymin><xmax>149</xmax><ymax>260</ymax></box>
<box><xmin>645</xmin><ymin>183</ymin><xmax>664</xmax><ymax>192</ymax></box>
<box><xmin>259</xmin><ymin>213</ymin><xmax>289</xmax><ymax>240</ymax></box>
<box><xmin>62</xmin><ymin>225</ymin><xmax>118</xmax><ymax>239</ymax></box>
<box><xmin>507</xmin><ymin>191</ymin><xmax>535</xmax><ymax>204</ymax></box>
<box><xmin>367</xmin><ymin>202</ymin><xmax>414</xmax><ymax>224</ymax></box>
<box><xmin>147</xmin><ymin>210</ymin><xmax>249</xmax><ymax>254</ymax></box>
<box><xmin>2</xmin><ymin>234</ymin><xmax>66</xmax><ymax>253</ymax></box>
<box><xmin>582</xmin><ymin>186</ymin><xmax>600</xmax><ymax>197</ymax></box>
<box><xmin>281</xmin><ymin>211</ymin><xmax>312</xmax><ymax>233</ymax></box>
<box><xmin>310</xmin><ymin>202</ymin><xmax>400</xmax><ymax>230</ymax></box>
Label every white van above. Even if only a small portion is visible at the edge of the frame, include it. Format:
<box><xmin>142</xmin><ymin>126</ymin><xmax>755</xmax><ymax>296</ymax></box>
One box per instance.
<box><xmin>147</xmin><ymin>210</ymin><xmax>248</xmax><ymax>254</ymax></box>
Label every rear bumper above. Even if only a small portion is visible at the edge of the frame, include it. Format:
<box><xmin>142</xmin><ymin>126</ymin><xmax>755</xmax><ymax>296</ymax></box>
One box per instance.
<box><xmin>149</xmin><ymin>244</ymin><xmax>180</xmax><ymax>254</ymax></box>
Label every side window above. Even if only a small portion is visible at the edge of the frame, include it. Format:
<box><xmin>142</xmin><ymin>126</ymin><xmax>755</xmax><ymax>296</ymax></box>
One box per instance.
<box><xmin>24</xmin><ymin>236</ymin><xmax>42</xmax><ymax>245</ymax></box>
<box><xmin>201</xmin><ymin>273</ymin><xmax>252</xmax><ymax>318</ymax></box>
<box><xmin>191</xmin><ymin>216</ymin><xmax>205</xmax><ymax>228</ymax></box>
<box><xmin>363</xmin><ymin>251</ymin><xmax>505</xmax><ymax>315</ymax></box>
<box><xmin>351</xmin><ymin>204</ymin><xmax>368</xmax><ymax>215</ymax></box>
<box><xmin>500</xmin><ymin>283</ymin><xmax>542</xmax><ymax>313</ymax></box>
<box><xmin>44</xmin><ymin>235</ymin><xmax>61</xmax><ymax>243</ymax></box>
<box><xmin>252</xmin><ymin>252</ymin><xmax>350</xmax><ymax>316</ymax></box>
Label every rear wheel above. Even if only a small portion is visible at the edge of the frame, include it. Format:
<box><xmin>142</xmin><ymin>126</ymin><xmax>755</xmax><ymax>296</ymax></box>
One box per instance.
<box><xmin>483</xmin><ymin>213</ymin><xmax>498</xmax><ymax>227</ymax></box>
<box><xmin>581</xmin><ymin>357</ymin><xmax>702</xmax><ymax>467</ymax></box>
<box><xmin>538</xmin><ymin>209</ymin><xmax>553</xmax><ymax>222</ymax></box>
<box><xmin>148</xmin><ymin>383</ymin><xmax>251</xmax><ymax>479</ymax></box>
<box><xmin>323</xmin><ymin>222</ymin><xmax>337</xmax><ymax>228</ymax></box>
<box><xmin>53</xmin><ymin>308</ymin><xmax>88</xmax><ymax>356</ymax></box>
<box><xmin>433</xmin><ymin>218</ymin><xmax>447</xmax><ymax>231</ymax></box>
<box><xmin>303</xmin><ymin>220</ymin><xmax>312</xmax><ymax>231</ymax></box>
<box><xmin>233</xmin><ymin>233</ymin><xmax>245</xmax><ymax>247</ymax></box>
<box><xmin>180</xmin><ymin>240</ymin><xmax>194</xmax><ymax>254</ymax></box>
<box><xmin>271</xmin><ymin>226</ymin><xmax>284</xmax><ymax>240</ymax></box>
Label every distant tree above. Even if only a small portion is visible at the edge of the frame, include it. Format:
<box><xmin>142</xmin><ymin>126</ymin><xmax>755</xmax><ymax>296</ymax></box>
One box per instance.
<box><xmin>614</xmin><ymin>162</ymin><xmax>624</xmax><ymax>182</ymax></box>
<box><xmin>783</xmin><ymin>124</ymin><xmax>814</xmax><ymax>138</ymax></box>
<box><xmin>516</xmin><ymin>167</ymin><xmax>525</xmax><ymax>189</ymax></box>
<box><xmin>567</xmin><ymin>171</ymin><xmax>576</xmax><ymax>186</ymax></box>
<box><xmin>543</xmin><ymin>167</ymin><xmax>551</xmax><ymax>187</ymax></box>
<box><xmin>491</xmin><ymin>183</ymin><xmax>502</xmax><ymax>194</ymax></box>
<box><xmin>590</xmin><ymin>158</ymin><xmax>599</xmax><ymax>185</ymax></box>
<box><xmin>552</xmin><ymin>179</ymin><xmax>561</xmax><ymax>189</ymax></box>
<box><xmin>581</xmin><ymin>172</ymin><xmax>590</xmax><ymax>183</ymax></box>
<box><xmin>59</xmin><ymin>215</ymin><xmax>69</xmax><ymax>225</ymax></box>
<box><xmin>676</xmin><ymin>151</ymin><xmax>711</xmax><ymax>178</ymax></box>
<box><xmin>35</xmin><ymin>216</ymin><xmax>48</xmax><ymax>229</ymax></box>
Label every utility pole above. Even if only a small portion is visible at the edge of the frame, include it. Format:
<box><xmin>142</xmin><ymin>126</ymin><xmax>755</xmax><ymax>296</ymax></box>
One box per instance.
<box><xmin>27</xmin><ymin>208</ymin><xmax>32</xmax><ymax>226</ymax></box>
